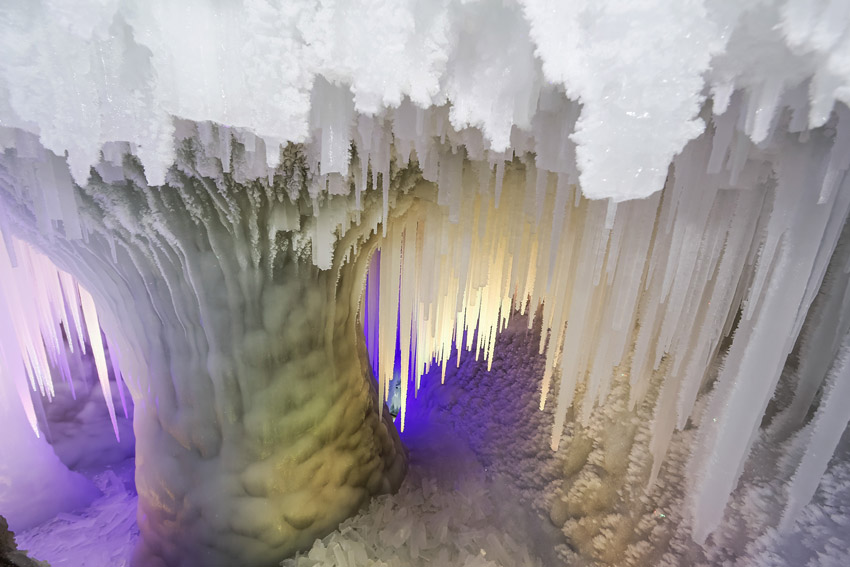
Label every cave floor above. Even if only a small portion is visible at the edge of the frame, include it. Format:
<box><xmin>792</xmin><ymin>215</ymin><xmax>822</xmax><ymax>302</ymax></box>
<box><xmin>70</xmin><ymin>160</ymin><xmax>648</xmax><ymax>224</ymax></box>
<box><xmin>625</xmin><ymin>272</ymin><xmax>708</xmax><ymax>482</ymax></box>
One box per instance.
<box><xmin>13</xmin><ymin>317</ymin><xmax>850</xmax><ymax>567</ymax></box>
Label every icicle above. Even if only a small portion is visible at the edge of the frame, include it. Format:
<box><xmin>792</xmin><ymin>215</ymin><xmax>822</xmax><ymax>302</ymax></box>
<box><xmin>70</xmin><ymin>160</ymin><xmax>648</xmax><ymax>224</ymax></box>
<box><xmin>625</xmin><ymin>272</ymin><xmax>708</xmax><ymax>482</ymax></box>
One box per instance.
<box><xmin>397</xmin><ymin>221</ymin><xmax>418</xmax><ymax>432</ymax></box>
<box><xmin>779</xmin><ymin>328</ymin><xmax>850</xmax><ymax>533</ymax></box>
<box><xmin>494</xmin><ymin>160</ymin><xmax>505</xmax><ymax>208</ymax></box>
<box><xmin>58</xmin><ymin>272</ymin><xmax>87</xmax><ymax>354</ymax></box>
<box><xmin>107</xmin><ymin>339</ymin><xmax>130</xmax><ymax>420</ymax></box>
<box><xmin>708</xmin><ymin>104</ymin><xmax>736</xmax><ymax>174</ymax></box>
<box><xmin>79</xmin><ymin>287</ymin><xmax>121</xmax><ymax>441</ymax></box>
<box><xmin>744</xmin><ymin>80</ymin><xmax>783</xmax><ymax>144</ymax></box>
<box><xmin>0</xmin><ymin>286</ymin><xmax>41</xmax><ymax>436</ymax></box>
<box><xmin>313</xmin><ymin>77</ymin><xmax>355</xmax><ymax>177</ymax></box>
<box><xmin>819</xmin><ymin>104</ymin><xmax>850</xmax><ymax>204</ymax></box>
<box><xmin>604</xmin><ymin>199</ymin><xmax>617</xmax><ymax>230</ymax></box>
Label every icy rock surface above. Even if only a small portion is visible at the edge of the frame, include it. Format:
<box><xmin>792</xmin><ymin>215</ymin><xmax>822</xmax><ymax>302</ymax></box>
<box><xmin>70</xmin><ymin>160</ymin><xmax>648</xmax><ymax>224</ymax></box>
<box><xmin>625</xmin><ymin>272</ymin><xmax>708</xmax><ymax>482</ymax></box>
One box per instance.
<box><xmin>0</xmin><ymin>515</ymin><xmax>48</xmax><ymax>567</ymax></box>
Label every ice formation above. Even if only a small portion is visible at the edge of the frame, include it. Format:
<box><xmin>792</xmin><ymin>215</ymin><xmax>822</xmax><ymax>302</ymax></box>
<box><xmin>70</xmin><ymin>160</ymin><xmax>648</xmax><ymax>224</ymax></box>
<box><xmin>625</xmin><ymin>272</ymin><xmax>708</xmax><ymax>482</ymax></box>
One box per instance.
<box><xmin>1</xmin><ymin>1</ymin><xmax>850</xmax><ymax>566</ymax></box>
<box><xmin>0</xmin><ymin>238</ymin><xmax>109</xmax><ymax>531</ymax></box>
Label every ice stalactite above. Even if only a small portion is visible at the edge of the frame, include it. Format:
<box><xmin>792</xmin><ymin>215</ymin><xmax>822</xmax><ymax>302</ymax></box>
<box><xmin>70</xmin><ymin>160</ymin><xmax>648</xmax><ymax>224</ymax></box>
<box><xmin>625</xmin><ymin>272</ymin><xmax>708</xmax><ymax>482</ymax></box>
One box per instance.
<box><xmin>766</xmin><ymin>221</ymin><xmax>850</xmax><ymax>535</ymax></box>
<box><xmin>0</xmin><ymin>242</ymin><xmax>103</xmax><ymax>533</ymax></box>
<box><xmin>358</xmin><ymin>99</ymin><xmax>850</xmax><ymax>546</ymax></box>
<box><xmin>0</xmin><ymin>235</ymin><xmax>126</xmax><ymax>438</ymax></box>
<box><xmin>682</xmin><ymin>127</ymin><xmax>850</xmax><ymax>544</ymax></box>
<box><xmin>0</xmin><ymin>236</ymin><xmax>115</xmax><ymax>532</ymax></box>
<box><xmin>772</xmin><ymin>226</ymin><xmax>850</xmax><ymax>445</ymax></box>
<box><xmin>778</xmin><ymin>328</ymin><xmax>850</xmax><ymax>534</ymax></box>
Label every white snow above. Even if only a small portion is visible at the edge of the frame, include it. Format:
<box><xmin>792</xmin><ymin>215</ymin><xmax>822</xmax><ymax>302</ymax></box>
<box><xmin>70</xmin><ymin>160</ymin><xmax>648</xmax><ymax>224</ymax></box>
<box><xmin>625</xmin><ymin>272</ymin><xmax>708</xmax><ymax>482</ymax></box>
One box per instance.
<box><xmin>1</xmin><ymin>1</ymin><xmax>849</xmax><ymax>201</ymax></box>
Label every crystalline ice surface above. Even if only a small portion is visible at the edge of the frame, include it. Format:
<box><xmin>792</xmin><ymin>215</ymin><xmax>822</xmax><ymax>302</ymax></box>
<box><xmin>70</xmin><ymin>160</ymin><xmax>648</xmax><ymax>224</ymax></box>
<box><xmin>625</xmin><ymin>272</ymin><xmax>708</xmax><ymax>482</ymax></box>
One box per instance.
<box><xmin>1</xmin><ymin>0</ymin><xmax>850</xmax><ymax>565</ymax></box>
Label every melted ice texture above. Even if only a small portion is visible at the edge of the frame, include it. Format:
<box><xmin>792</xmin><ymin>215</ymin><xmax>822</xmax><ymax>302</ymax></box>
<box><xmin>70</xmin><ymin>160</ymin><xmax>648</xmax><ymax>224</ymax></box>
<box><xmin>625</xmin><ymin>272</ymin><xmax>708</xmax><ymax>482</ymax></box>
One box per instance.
<box><xmin>0</xmin><ymin>0</ymin><xmax>848</xmax><ymax>201</ymax></box>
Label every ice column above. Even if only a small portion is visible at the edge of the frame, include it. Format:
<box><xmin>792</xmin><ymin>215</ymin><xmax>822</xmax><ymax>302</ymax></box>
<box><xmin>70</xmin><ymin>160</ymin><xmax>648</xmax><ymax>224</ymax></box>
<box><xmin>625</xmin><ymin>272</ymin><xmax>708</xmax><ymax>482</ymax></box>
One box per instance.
<box><xmin>0</xmin><ymin>130</ymin><xmax>407</xmax><ymax>567</ymax></box>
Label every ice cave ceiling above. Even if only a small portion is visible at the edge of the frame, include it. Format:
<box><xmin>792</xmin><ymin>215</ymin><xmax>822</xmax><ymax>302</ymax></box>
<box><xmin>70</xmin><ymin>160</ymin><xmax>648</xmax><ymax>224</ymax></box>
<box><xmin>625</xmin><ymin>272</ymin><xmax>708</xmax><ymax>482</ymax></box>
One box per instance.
<box><xmin>1</xmin><ymin>1</ymin><xmax>850</xmax><ymax>567</ymax></box>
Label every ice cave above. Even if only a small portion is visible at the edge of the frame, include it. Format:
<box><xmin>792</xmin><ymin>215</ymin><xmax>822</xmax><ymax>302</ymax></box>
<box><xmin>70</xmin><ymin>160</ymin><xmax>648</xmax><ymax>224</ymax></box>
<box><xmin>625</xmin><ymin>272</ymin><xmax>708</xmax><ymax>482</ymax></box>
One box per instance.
<box><xmin>1</xmin><ymin>1</ymin><xmax>850</xmax><ymax>567</ymax></box>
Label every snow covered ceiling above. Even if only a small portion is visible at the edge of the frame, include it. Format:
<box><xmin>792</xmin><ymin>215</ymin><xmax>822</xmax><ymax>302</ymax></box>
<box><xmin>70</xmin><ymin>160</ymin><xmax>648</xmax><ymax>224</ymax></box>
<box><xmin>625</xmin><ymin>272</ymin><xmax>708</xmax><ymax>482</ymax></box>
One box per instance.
<box><xmin>1</xmin><ymin>0</ymin><xmax>848</xmax><ymax>202</ymax></box>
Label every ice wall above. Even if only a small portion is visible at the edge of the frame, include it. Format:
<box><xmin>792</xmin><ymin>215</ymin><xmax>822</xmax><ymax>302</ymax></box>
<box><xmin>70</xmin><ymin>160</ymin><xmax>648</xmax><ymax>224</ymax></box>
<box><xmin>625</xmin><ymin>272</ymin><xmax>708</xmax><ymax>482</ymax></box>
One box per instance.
<box><xmin>0</xmin><ymin>364</ymin><xmax>100</xmax><ymax>532</ymax></box>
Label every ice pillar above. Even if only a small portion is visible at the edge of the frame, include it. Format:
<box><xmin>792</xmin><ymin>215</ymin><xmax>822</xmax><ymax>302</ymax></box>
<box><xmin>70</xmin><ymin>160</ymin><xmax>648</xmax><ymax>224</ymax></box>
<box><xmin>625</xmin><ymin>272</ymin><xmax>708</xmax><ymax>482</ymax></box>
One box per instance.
<box><xmin>0</xmin><ymin>136</ymin><xmax>407</xmax><ymax>567</ymax></box>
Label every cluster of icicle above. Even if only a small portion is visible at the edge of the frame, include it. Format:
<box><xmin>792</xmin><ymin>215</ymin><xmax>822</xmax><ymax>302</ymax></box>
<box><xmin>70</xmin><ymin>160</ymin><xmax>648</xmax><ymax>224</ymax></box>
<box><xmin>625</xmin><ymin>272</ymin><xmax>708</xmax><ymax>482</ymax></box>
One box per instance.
<box><xmin>2</xmin><ymin>93</ymin><xmax>850</xmax><ymax>546</ymax></box>
<box><xmin>2</xmin><ymin>89</ymin><xmax>850</xmax><ymax>546</ymax></box>
<box><xmin>359</xmin><ymin>99</ymin><xmax>850</xmax><ymax>543</ymax></box>
<box><xmin>0</xmin><ymin>236</ymin><xmax>125</xmax><ymax>441</ymax></box>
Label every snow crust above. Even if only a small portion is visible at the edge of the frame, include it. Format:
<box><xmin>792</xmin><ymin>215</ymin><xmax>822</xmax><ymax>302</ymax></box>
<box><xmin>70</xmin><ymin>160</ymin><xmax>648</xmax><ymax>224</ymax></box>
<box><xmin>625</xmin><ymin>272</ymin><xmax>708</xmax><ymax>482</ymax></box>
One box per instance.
<box><xmin>2</xmin><ymin>0</ymin><xmax>849</xmax><ymax>201</ymax></box>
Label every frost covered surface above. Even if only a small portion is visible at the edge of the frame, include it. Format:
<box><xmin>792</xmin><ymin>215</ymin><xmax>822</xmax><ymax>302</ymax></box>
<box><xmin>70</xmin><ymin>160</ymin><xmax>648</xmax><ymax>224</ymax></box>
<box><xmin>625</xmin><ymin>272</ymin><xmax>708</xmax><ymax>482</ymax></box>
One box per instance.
<box><xmin>1</xmin><ymin>1</ymin><xmax>850</xmax><ymax>565</ymax></box>
<box><xmin>7</xmin><ymin>317</ymin><xmax>850</xmax><ymax>567</ymax></box>
<box><xmin>282</xmin><ymin>426</ymin><xmax>548</xmax><ymax>567</ymax></box>
<box><xmin>283</xmin><ymin>317</ymin><xmax>850</xmax><ymax>567</ymax></box>
<box><xmin>16</xmin><ymin>462</ymin><xmax>139</xmax><ymax>567</ymax></box>
<box><xmin>1</xmin><ymin>0</ymin><xmax>849</xmax><ymax>200</ymax></box>
<box><xmin>736</xmin><ymin>450</ymin><xmax>850</xmax><ymax>567</ymax></box>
